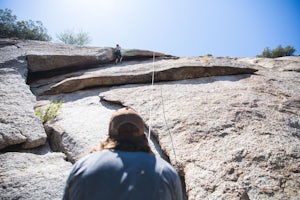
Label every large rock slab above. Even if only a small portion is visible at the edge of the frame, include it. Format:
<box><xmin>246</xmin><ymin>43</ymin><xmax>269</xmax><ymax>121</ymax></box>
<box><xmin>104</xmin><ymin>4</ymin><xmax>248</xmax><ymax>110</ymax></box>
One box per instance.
<box><xmin>122</xmin><ymin>49</ymin><xmax>170</xmax><ymax>59</ymax></box>
<box><xmin>0</xmin><ymin>40</ymin><xmax>47</xmax><ymax>150</ymax></box>
<box><xmin>0</xmin><ymin>38</ymin><xmax>19</xmax><ymax>47</ymax></box>
<box><xmin>26</xmin><ymin>47</ymin><xmax>114</xmax><ymax>73</ymax></box>
<box><xmin>30</xmin><ymin>57</ymin><xmax>258</xmax><ymax>95</ymax></box>
<box><xmin>0</xmin><ymin>39</ymin><xmax>168</xmax><ymax>74</ymax></box>
<box><xmin>22</xmin><ymin>40</ymin><xmax>170</xmax><ymax>75</ymax></box>
<box><xmin>0</xmin><ymin>152</ymin><xmax>72</xmax><ymax>199</ymax></box>
<box><xmin>0</xmin><ymin>39</ymin><xmax>27</xmax><ymax>78</ymax></box>
<box><xmin>238</xmin><ymin>56</ymin><xmax>300</xmax><ymax>72</ymax></box>
<box><xmin>99</xmin><ymin>71</ymin><xmax>300</xmax><ymax>199</ymax></box>
<box><xmin>39</xmin><ymin>89</ymin><xmax>117</xmax><ymax>162</ymax></box>
<box><xmin>37</xmin><ymin>89</ymin><xmax>167</xmax><ymax>163</ymax></box>
<box><xmin>0</xmin><ymin>68</ymin><xmax>47</xmax><ymax>149</ymax></box>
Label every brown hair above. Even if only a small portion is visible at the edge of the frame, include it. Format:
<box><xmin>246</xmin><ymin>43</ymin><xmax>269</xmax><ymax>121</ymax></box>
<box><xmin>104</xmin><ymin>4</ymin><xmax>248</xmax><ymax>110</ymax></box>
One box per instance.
<box><xmin>91</xmin><ymin>107</ymin><xmax>153</xmax><ymax>154</ymax></box>
<box><xmin>90</xmin><ymin>134</ymin><xmax>153</xmax><ymax>154</ymax></box>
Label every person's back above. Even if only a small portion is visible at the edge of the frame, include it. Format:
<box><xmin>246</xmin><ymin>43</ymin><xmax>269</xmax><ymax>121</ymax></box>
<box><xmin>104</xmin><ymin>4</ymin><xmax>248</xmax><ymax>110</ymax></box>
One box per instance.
<box><xmin>63</xmin><ymin>149</ymin><xmax>182</xmax><ymax>200</ymax></box>
<box><xmin>63</xmin><ymin>107</ymin><xmax>183</xmax><ymax>200</ymax></box>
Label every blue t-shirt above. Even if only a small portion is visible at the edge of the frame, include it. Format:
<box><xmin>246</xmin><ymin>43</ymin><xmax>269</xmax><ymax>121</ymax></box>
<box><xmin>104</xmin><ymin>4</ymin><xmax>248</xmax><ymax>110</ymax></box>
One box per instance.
<box><xmin>63</xmin><ymin>150</ymin><xmax>183</xmax><ymax>200</ymax></box>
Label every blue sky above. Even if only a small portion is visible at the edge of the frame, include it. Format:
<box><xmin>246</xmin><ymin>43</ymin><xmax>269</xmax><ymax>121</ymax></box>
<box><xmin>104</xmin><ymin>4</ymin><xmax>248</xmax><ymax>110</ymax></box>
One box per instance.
<box><xmin>1</xmin><ymin>0</ymin><xmax>299</xmax><ymax>57</ymax></box>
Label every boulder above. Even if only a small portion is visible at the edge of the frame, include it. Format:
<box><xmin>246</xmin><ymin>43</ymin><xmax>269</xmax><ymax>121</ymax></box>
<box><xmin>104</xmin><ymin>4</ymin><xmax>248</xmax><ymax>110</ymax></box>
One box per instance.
<box><xmin>0</xmin><ymin>39</ymin><xmax>28</xmax><ymax>78</ymax></box>
<box><xmin>0</xmin><ymin>68</ymin><xmax>47</xmax><ymax>149</ymax></box>
<box><xmin>26</xmin><ymin>48</ymin><xmax>114</xmax><ymax>73</ymax></box>
<box><xmin>0</xmin><ymin>41</ymin><xmax>47</xmax><ymax>150</ymax></box>
<box><xmin>41</xmin><ymin>89</ymin><xmax>117</xmax><ymax>162</ymax></box>
<box><xmin>0</xmin><ymin>151</ymin><xmax>72</xmax><ymax>199</ymax></box>
<box><xmin>38</xmin><ymin>89</ymin><xmax>167</xmax><ymax>163</ymax></box>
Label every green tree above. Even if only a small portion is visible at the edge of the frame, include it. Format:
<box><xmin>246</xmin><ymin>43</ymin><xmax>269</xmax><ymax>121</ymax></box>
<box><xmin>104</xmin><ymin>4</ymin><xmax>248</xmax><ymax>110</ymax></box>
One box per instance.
<box><xmin>0</xmin><ymin>8</ymin><xmax>17</xmax><ymax>37</ymax></box>
<box><xmin>16</xmin><ymin>20</ymin><xmax>51</xmax><ymax>41</ymax></box>
<box><xmin>0</xmin><ymin>8</ymin><xmax>51</xmax><ymax>41</ymax></box>
<box><xmin>271</xmin><ymin>45</ymin><xmax>285</xmax><ymax>58</ymax></box>
<box><xmin>284</xmin><ymin>45</ymin><xmax>296</xmax><ymax>56</ymax></box>
<box><xmin>257</xmin><ymin>47</ymin><xmax>273</xmax><ymax>58</ymax></box>
<box><xmin>257</xmin><ymin>45</ymin><xmax>296</xmax><ymax>58</ymax></box>
<box><xmin>56</xmin><ymin>29</ymin><xmax>91</xmax><ymax>45</ymax></box>
<box><xmin>261</xmin><ymin>47</ymin><xmax>272</xmax><ymax>58</ymax></box>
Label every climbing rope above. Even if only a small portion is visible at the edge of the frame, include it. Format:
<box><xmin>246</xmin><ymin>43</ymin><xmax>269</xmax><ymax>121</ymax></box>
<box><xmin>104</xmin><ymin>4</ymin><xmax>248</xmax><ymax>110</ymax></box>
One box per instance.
<box><xmin>147</xmin><ymin>52</ymin><xmax>155</xmax><ymax>140</ymax></box>
<box><xmin>160</xmin><ymin>86</ymin><xmax>177</xmax><ymax>164</ymax></box>
<box><xmin>148</xmin><ymin>52</ymin><xmax>177</xmax><ymax>164</ymax></box>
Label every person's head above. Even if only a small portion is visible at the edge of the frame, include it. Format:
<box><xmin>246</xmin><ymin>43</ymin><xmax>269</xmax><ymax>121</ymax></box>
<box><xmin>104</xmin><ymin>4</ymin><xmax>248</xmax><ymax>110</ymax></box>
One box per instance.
<box><xmin>92</xmin><ymin>107</ymin><xmax>153</xmax><ymax>154</ymax></box>
<box><xmin>116</xmin><ymin>44</ymin><xmax>119</xmax><ymax>47</ymax></box>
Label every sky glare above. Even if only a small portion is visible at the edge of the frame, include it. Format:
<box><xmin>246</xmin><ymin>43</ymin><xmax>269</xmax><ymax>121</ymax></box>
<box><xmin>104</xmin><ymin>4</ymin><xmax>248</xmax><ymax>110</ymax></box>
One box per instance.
<box><xmin>1</xmin><ymin>0</ymin><xmax>299</xmax><ymax>57</ymax></box>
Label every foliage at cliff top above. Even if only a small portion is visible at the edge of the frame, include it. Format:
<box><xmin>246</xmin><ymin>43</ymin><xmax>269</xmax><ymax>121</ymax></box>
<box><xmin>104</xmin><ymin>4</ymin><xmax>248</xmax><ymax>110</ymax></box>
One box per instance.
<box><xmin>56</xmin><ymin>29</ymin><xmax>92</xmax><ymax>46</ymax></box>
<box><xmin>257</xmin><ymin>45</ymin><xmax>296</xmax><ymax>58</ymax></box>
<box><xmin>0</xmin><ymin>8</ymin><xmax>51</xmax><ymax>41</ymax></box>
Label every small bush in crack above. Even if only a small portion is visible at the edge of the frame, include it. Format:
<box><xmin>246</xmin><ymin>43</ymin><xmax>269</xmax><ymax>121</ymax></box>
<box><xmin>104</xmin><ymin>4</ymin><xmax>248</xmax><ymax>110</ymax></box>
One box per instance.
<box><xmin>35</xmin><ymin>100</ymin><xmax>63</xmax><ymax>124</ymax></box>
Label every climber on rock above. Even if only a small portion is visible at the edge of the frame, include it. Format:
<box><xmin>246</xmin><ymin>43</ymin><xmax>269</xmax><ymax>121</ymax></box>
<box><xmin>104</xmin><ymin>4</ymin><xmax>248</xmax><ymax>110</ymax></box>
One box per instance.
<box><xmin>114</xmin><ymin>44</ymin><xmax>123</xmax><ymax>64</ymax></box>
<box><xmin>62</xmin><ymin>107</ymin><xmax>183</xmax><ymax>200</ymax></box>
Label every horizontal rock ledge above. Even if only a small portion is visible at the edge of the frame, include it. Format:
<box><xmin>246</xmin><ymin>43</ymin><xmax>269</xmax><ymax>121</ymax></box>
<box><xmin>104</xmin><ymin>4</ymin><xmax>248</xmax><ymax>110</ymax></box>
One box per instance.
<box><xmin>27</xmin><ymin>49</ymin><xmax>171</xmax><ymax>81</ymax></box>
<box><xmin>34</xmin><ymin>65</ymin><xmax>257</xmax><ymax>95</ymax></box>
<box><xmin>27</xmin><ymin>49</ymin><xmax>114</xmax><ymax>73</ymax></box>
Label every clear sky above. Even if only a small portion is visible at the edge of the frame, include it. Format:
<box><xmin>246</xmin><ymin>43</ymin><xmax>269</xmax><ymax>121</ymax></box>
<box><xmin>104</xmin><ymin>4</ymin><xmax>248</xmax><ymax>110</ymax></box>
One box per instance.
<box><xmin>1</xmin><ymin>0</ymin><xmax>299</xmax><ymax>57</ymax></box>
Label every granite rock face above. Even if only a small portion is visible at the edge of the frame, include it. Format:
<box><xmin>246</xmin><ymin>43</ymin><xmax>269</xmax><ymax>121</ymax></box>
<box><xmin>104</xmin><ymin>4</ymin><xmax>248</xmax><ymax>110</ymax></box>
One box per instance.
<box><xmin>0</xmin><ymin>41</ymin><xmax>47</xmax><ymax>149</ymax></box>
<box><xmin>0</xmin><ymin>38</ymin><xmax>299</xmax><ymax>200</ymax></box>
<box><xmin>26</xmin><ymin>48</ymin><xmax>114</xmax><ymax>73</ymax></box>
<box><xmin>23</xmin><ymin>40</ymin><xmax>170</xmax><ymax>76</ymax></box>
<box><xmin>0</xmin><ymin>68</ymin><xmax>47</xmax><ymax>149</ymax></box>
<box><xmin>30</xmin><ymin>57</ymin><xmax>257</xmax><ymax>95</ymax></box>
<box><xmin>0</xmin><ymin>151</ymin><xmax>72</xmax><ymax>200</ymax></box>
<box><xmin>99</xmin><ymin>72</ymin><xmax>300</xmax><ymax>200</ymax></box>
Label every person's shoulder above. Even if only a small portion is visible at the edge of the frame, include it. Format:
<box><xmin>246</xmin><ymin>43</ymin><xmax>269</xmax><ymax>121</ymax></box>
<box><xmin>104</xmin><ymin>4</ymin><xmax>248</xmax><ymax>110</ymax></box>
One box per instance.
<box><xmin>75</xmin><ymin>150</ymin><xmax>112</xmax><ymax>165</ymax></box>
<box><xmin>155</xmin><ymin>156</ymin><xmax>179</xmax><ymax>175</ymax></box>
<box><xmin>155</xmin><ymin>156</ymin><xmax>173</xmax><ymax>167</ymax></box>
<box><xmin>88</xmin><ymin>149</ymin><xmax>115</xmax><ymax>159</ymax></box>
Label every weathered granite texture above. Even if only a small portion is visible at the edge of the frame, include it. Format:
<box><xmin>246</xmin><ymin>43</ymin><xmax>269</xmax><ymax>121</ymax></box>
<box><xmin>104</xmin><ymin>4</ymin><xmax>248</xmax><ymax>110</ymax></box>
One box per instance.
<box><xmin>0</xmin><ymin>38</ymin><xmax>299</xmax><ymax>200</ymax></box>
<box><xmin>0</xmin><ymin>151</ymin><xmax>72</xmax><ymax>200</ymax></box>
<box><xmin>0</xmin><ymin>40</ymin><xmax>47</xmax><ymax>149</ymax></box>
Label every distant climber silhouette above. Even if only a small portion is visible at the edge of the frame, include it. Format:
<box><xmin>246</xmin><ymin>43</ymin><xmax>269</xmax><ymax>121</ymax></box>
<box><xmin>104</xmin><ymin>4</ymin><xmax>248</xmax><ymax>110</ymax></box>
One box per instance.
<box><xmin>114</xmin><ymin>44</ymin><xmax>123</xmax><ymax>64</ymax></box>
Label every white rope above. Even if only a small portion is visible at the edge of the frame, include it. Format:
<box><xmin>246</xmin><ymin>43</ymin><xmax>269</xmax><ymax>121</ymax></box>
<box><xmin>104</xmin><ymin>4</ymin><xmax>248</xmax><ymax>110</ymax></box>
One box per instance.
<box><xmin>160</xmin><ymin>86</ymin><xmax>177</xmax><ymax>164</ymax></box>
<box><xmin>147</xmin><ymin>52</ymin><xmax>155</xmax><ymax>140</ymax></box>
<box><xmin>148</xmin><ymin>52</ymin><xmax>177</xmax><ymax>164</ymax></box>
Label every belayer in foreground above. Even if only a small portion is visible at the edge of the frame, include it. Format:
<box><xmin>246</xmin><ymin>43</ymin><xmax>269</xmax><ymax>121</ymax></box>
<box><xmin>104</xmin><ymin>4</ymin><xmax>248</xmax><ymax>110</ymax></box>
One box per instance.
<box><xmin>63</xmin><ymin>107</ymin><xmax>183</xmax><ymax>200</ymax></box>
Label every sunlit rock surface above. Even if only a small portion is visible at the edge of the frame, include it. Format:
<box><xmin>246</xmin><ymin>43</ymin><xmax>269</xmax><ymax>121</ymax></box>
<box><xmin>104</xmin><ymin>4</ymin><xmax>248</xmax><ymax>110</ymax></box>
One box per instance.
<box><xmin>1</xmin><ymin>38</ymin><xmax>299</xmax><ymax>200</ymax></box>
